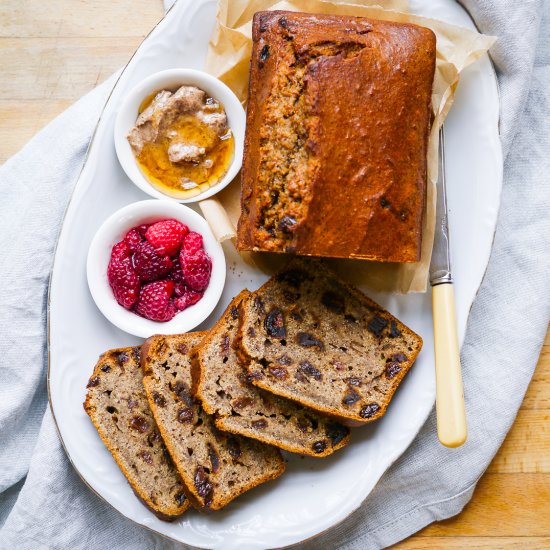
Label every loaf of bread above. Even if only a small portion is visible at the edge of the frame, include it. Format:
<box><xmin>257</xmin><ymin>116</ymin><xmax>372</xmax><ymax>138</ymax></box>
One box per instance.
<box><xmin>83</xmin><ymin>347</ymin><xmax>189</xmax><ymax>520</ymax></box>
<box><xmin>238</xmin><ymin>258</ymin><xmax>423</xmax><ymax>423</ymax></box>
<box><xmin>141</xmin><ymin>332</ymin><xmax>285</xmax><ymax>511</ymax></box>
<box><xmin>238</xmin><ymin>11</ymin><xmax>436</xmax><ymax>262</ymax></box>
<box><xmin>192</xmin><ymin>291</ymin><xmax>350</xmax><ymax>457</ymax></box>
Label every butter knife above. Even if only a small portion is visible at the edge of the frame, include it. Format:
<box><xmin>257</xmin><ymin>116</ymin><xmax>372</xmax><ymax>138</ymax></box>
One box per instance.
<box><xmin>430</xmin><ymin>127</ymin><xmax>467</xmax><ymax>448</ymax></box>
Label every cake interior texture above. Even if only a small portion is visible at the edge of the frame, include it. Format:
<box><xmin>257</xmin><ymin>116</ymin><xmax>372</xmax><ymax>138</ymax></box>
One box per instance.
<box><xmin>84</xmin><ymin>347</ymin><xmax>189</xmax><ymax>520</ymax></box>
<box><xmin>238</xmin><ymin>258</ymin><xmax>423</xmax><ymax>423</ymax></box>
<box><xmin>193</xmin><ymin>291</ymin><xmax>350</xmax><ymax>457</ymax></box>
<box><xmin>141</xmin><ymin>333</ymin><xmax>285</xmax><ymax>511</ymax></box>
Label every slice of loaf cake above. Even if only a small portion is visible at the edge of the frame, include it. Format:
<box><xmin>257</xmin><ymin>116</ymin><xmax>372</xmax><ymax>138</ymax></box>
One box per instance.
<box><xmin>141</xmin><ymin>333</ymin><xmax>285</xmax><ymax>511</ymax></box>
<box><xmin>238</xmin><ymin>258</ymin><xmax>423</xmax><ymax>423</ymax></box>
<box><xmin>84</xmin><ymin>347</ymin><xmax>189</xmax><ymax>521</ymax></box>
<box><xmin>192</xmin><ymin>291</ymin><xmax>350</xmax><ymax>457</ymax></box>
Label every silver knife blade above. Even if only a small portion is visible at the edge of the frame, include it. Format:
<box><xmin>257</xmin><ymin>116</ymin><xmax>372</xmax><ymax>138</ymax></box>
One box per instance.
<box><xmin>430</xmin><ymin>127</ymin><xmax>452</xmax><ymax>286</ymax></box>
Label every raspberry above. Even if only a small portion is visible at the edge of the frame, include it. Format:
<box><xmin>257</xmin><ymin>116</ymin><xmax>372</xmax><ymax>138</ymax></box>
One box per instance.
<box><xmin>123</xmin><ymin>228</ymin><xmax>143</xmax><ymax>252</ymax></box>
<box><xmin>167</xmin><ymin>259</ymin><xmax>186</xmax><ymax>299</ymax></box>
<box><xmin>107</xmin><ymin>242</ymin><xmax>140</xmax><ymax>309</ymax></box>
<box><xmin>180</xmin><ymin>249</ymin><xmax>212</xmax><ymax>292</ymax></box>
<box><xmin>173</xmin><ymin>282</ymin><xmax>186</xmax><ymax>298</ymax></box>
<box><xmin>134</xmin><ymin>280</ymin><xmax>176</xmax><ymax>322</ymax></box>
<box><xmin>145</xmin><ymin>219</ymin><xmax>188</xmax><ymax>256</ymax></box>
<box><xmin>174</xmin><ymin>288</ymin><xmax>204</xmax><ymax>311</ymax></box>
<box><xmin>167</xmin><ymin>257</ymin><xmax>185</xmax><ymax>285</ymax></box>
<box><xmin>133</xmin><ymin>241</ymin><xmax>173</xmax><ymax>282</ymax></box>
<box><xmin>181</xmin><ymin>231</ymin><xmax>203</xmax><ymax>255</ymax></box>
<box><xmin>110</xmin><ymin>240</ymin><xmax>131</xmax><ymax>263</ymax></box>
<box><xmin>136</xmin><ymin>224</ymin><xmax>151</xmax><ymax>236</ymax></box>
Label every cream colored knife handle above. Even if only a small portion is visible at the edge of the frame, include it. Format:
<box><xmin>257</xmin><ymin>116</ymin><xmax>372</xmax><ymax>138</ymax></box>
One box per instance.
<box><xmin>432</xmin><ymin>283</ymin><xmax>467</xmax><ymax>448</ymax></box>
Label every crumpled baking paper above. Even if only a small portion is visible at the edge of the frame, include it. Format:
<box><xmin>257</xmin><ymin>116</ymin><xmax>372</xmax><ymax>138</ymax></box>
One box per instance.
<box><xmin>200</xmin><ymin>0</ymin><xmax>495</xmax><ymax>292</ymax></box>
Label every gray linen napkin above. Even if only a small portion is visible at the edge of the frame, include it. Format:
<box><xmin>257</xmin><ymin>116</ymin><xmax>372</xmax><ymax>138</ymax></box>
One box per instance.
<box><xmin>1</xmin><ymin>1</ymin><xmax>549</xmax><ymax>549</ymax></box>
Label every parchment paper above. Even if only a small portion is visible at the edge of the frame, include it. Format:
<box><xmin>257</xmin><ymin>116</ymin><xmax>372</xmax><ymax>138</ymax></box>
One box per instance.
<box><xmin>201</xmin><ymin>0</ymin><xmax>495</xmax><ymax>292</ymax></box>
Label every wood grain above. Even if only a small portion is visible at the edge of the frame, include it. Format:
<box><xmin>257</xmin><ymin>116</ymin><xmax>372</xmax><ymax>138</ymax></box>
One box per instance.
<box><xmin>522</xmin><ymin>345</ymin><xmax>550</xmax><ymax>410</ymax></box>
<box><xmin>0</xmin><ymin>38</ymin><xmax>144</xmax><ymax>101</ymax></box>
<box><xmin>395</xmin><ymin>538</ymin><xmax>550</xmax><ymax>549</ymax></box>
<box><xmin>419</xmin><ymin>474</ymin><xmax>550</xmax><ymax>537</ymax></box>
<box><xmin>0</xmin><ymin>0</ymin><xmax>163</xmax><ymax>38</ymax></box>
<box><xmin>487</xmin><ymin>410</ymin><xmax>550</xmax><ymax>473</ymax></box>
<box><xmin>1</xmin><ymin>1</ymin><xmax>549</xmax><ymax>548</ymax></box>
<box><xmin>0</xmin><ymin>0</ymin><xmax>163</xmax><ymax>164</ymax></box>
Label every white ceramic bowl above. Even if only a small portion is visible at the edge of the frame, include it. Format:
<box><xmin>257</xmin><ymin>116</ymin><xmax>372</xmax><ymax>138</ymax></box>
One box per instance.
<box><xmin>114</xmin><ymin>68</ymin><xmax>245</xmax><ymax>203</ymax></box>
<box><xmin>87</xmin><ymin>200</ymin><xmax>226</xmax><ymax>337</ymax></box>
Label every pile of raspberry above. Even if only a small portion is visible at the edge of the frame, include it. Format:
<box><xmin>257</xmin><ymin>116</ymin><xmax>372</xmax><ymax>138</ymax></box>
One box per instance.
<box><xmin>107</xmin><ymin>219</ymin><xmax>212</xmax><ymax>322</ymax></box>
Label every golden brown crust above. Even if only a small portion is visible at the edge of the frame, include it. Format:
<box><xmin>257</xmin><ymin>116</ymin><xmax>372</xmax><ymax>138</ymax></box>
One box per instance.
<box><xmin>238</xmin><ymin>258</ymin><xmax>423</xmax><ymax>423</ymax></box>
<box><xmin>141</xmin><ymin>333</ymin><xmax>285</xmax><ymax>512</ymax></box>
<box><xmin>130</xmin><ymin>489</ymin><xmax>185</xmax><ymax>522</ymax></box>
<box><xmin>238</xmin><ymin>11</ymin><xmax>436</xmax><ymax>262</ymax></box>
<box><xmin>84</xmin><ymin>347</ymin><xmax>189</xmax><ymax>520</ymax></box>
<box><xmin>139</xmin><ymin>336</ymin><xmax>158</xmax><ymax>377</ymax></box>
<box><xmin>213</xmin><ymin>417</ymin><xmax>348</xmax><ymax>458</ymax></box>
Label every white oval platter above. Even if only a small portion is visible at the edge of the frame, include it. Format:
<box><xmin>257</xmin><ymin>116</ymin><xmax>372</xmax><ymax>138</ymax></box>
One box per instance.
<box><xmin>48</xmin><ymin>0</ymin><xmax>502</xmax><ymax>548</ymax></box>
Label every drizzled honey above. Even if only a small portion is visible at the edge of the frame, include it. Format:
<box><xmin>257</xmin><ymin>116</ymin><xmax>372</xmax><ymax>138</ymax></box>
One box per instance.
<box><xmin>132</xmin><ymin>88</ymin><xmax>235</xmax><ymax>199</ymax></box>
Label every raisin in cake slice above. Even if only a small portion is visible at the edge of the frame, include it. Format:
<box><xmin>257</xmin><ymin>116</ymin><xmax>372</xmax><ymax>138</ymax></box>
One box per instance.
<box><xmin>238</xmin><ymin>258</ymin><xmax>423</xmax><ymax>424</ymax></box>
<box><xmin>141</xmin><ymin>332</ymin><xmax>284</xmax><ymax>512</ymax></box>
<box><xmin>84</xmin><ymin>347</ymin><xmax>189</xmax><ymax>521</ymax></box>
<box><xmin>192</xmin><ymin>291</ymin><xmax>350</xmax><ymax>457</ymax></box>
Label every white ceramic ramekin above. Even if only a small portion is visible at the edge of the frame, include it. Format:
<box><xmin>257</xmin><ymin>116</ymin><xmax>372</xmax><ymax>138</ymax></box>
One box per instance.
<box><xmin>87</xmin><ymin>200</ymin><xmax>225</xmax><ymax>337</ymax></box>
<box><xmin>114</xmin><ymin>68</ymin><xmax>245</xmax><ymax>203</ymax></box>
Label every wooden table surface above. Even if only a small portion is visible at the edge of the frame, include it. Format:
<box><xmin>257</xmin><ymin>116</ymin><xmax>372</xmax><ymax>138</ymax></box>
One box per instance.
<box><xmin>1</xmin><ymin>1</ymin><xmax>548</xmax><ymax>547</ymax></box>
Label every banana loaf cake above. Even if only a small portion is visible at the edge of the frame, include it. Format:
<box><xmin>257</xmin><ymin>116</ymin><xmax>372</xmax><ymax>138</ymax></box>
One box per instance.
<box><xmin>141</xmin><ymin>332</ymin><xmax>285</xmax><ymax>511</ymax></box>
<box><xmin>238</xmin><ymin>258</ymin><xmax>423</xmax><ymax>423</ymax></box>
<box><xmin>192</xmin><ymin>291</ymin><xmax>350</xmax><ymax>457</ymax></box>
<box><xmin>84</xmin><ymin>347</ymin><xmax>189</xmax><ymax>520</ymax></box>
<box><xmin>237</xmin><ymin>11</ymin><xmax>436</xmax><ymax>262</ymax></box>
